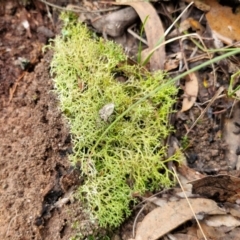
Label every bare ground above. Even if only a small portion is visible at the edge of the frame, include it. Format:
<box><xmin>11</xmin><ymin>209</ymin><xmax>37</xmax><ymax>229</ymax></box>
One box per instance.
<box><xmin>0</xmin><ymin>3</ymin><xmax>96</xmax><ymax>238</ymax></box>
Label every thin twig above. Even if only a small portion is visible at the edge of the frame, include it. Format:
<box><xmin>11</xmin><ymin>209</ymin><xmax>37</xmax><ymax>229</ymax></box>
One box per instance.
<box><xmin>134</xmin><ymin>188</ymin><xmax>173</xmax><ymax>209</ymax></box>
<box><xmin>8</xmin><ymin>71</ymin><xmax>26</xmax><ymax>104</ymax></box>
<box><xmin>127</xmin><ymin>25</ymin><xmax>148</xmax><ymax>46</ymax></box>
<box><xmin>132</xmin><ymin>204</ymin><xmax>146</xmax><ymax>238</ymax></box>
<box><xmin>38</xmin><ymin>0</ymin><xmax>120</xmax><ymax>13</ymax></box>
<box><xmin>132</xmin><ymin>188</ymin><xmax>173</xmax><ymax>238</ymax></box>
<box><xmin>195</xmin><ymin>94</ymin><xmax>225</xmax><ymax>106</ymax></box>
<box><xmin>172</xmin><ymin>167</ymin><xmax>207</xmax><ymax>240</ymax></box>
<box><xmin>45</xmin><ymin>3</ymin><xmax>55</xmax><ymax>27</ymax></box>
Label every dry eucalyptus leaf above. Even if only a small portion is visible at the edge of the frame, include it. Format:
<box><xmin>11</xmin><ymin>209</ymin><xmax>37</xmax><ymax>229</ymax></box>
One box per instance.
<box><xmin>212</xmin><ymin>30</ymin><xmax>233</xmax><ymax>46</ymax></box>
<box><xmin>221</xmin><ymin>227</ymin><xmax>240</xmax><ymax>240</ymax></box>
<box><xmin>168</xmin><ymin>17</ymin><xmax>204</xmax><ymax>39</ymax></box>
<box><xmin>146</xmin><ymin>197</ymin><xmax>168</xmax><ymax>207</ymax></box>
<box><xmin>184</xmin><ymin>0</ymin><xmax>211</xmax><ymax>12</ymax></box>
<box><xmin>177</xmin><ymin>163</ymin><xmax>205</xmax><ymax>181</ymax></box>
<box><xmin>114</xmin><ymin>1</ymin><xmax>166</xmax><ymax>70</ymax></box>
<box><xmin>170</xmin><ymin>233</ymin><xmax>198</xmax><ymax>240</ymax></box>
<box><xmin>178</xmin><ymin>223</ymin><xmax>224</xmax><ymax>240</ymax></box>
<box><xmin>181</xmin><ymin>72</ymin><xmax>199</xmax><ymax>112</ymax></box>
<box><xmin>204</xmin><ymin>215</ymin><xmax>240</xmax><ymax>228</ymax></box>
<box><xmin>196</xmin><ymin>222</ymin><xmax>226</xmax><ymax>239</ymax></box>
<box><xmin>134</xmin><ymin>198</ymin><xmax>225</xmax><ymax>240</ymax></box>
<box><xmin>164</xmin><ymin>53</ymin><xmax>182</xmax><ymax>71</ymax></box>
<box><xmin>223</xmin><ymin>102</ymin><xmax>240</xmax><ymax>169</ymax></box>
<box><xmin>227</xmin><ymin>203</ymin><xmax>240</xmax><ymax>219</ymax></box>
<box><xmin>204</xmin><ymin>0</ymin><xmax>240</xmax><ymax>41</ymax></box>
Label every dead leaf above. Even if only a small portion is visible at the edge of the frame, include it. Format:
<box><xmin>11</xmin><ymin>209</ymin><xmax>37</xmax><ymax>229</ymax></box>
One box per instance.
<box><xmin>170</xmin><ymin>233</ymin><xmax>198</xmax><ymax>240</ymax></box>
<box><xmin>181</xmin><ymin>72</ymin><xmax>199</xmax><ymax>112</ymax></box>
<box><xmin>223</xmin><ymin>102</ymin><xmax>240</xmax><ymax>169</ymax></box>
<box><xmin>175</xmin><ymin>173</ymin><xmax>193</xmax><ymax>198</ymax></box>
<box><xmin>197</xmin><ymin>222</ymin><xmax>226</xmax><ymax>239</ymax></box>
<box><xmin>181</xmin><ymin>222</ymin><xmax>226</xmax><ymax>240</ymax></box>
<box><xmin>226</xmin><ymin>202</ymin><xmax>240</xmax><ymax>218</ymax></box>
<box><xmin>168</xmin><ymin>17</ymin><xmax>204</xmax><ymax>39</ymax></box>
<box><xmin>191</xmin><ymin>175</ymin><xmax>240</xmax><ymax>203</ymax></box>
<box><xmin>167</xmin><ymin>18</ymin><xmax>191</xmax><ymax>39</ymax></box>
<box><xmin>204</xmin><ymin>215</ymin><xmax>240</xmax><ymax>228</ymax></box>
<box><xmin>188</xmin><ymin>17</ymin><xmax>205</xmax><ymax>34</ymax></box>
<box><xmin>164</xmin><ymin>52</ymin><xmax>182</xmax><ymax>71</ymax></box>
<box><xmin>176</xmin><ymin>165</ymin><xmax>204</xmax><ymax>198</ymax></box>
<box><xmin>184</xmin><ymin>0</ymin><xmax>211</xmax><ymax>12</ymax></box>
<box><xmin>212</xmin><ymin>30</ymin><xmax>233</xmax><ymax>46</ymax></box>
<box><xmin>219</xmin><ymin>227</ymin><xmax>240</xmax><ymax>240</ymax></box>
<box><xmin>134</xmin><ymin>198</ymin><xmax>225</xmax><ymax>240</ymax></box>
<box><xmin>114</xmin><ymin>1</ymin><xmax>166</xmax><ymax>71</ymax></box>
<box><xmin>147</xmin><ymin>197</ymin><xmax>168</xmax><ymax>207</ymax></box>
<box><xmin>204</xmin><ymin>0</ymin><xmax>240</xmax><ymax>41</ymax></box>
<box><xmin>177</xmin><ymin>163</ymin><xmax>205</xmax><ymax>181</ymax></box>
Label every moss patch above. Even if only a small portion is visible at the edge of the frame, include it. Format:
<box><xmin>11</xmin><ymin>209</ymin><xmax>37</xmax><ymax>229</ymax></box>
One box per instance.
<box><xmin>50</xmin><ymin>13</ymin><xmax>179</xmax><ymax>228</ymax></box>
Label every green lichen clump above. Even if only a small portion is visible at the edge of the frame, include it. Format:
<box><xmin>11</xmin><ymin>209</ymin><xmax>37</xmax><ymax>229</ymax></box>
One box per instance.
<box><xmin>50</xmin><ymin>14</ymin><xmax>179</xmax><ymax>228</ymax></box>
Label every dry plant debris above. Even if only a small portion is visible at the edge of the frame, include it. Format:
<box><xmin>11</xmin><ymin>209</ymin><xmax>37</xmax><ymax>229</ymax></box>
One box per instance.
<box><xmin>181</xmin><ymin>72</ymin><xmax>199</xmax><ymax>112</ymax></box>
<box><xmin>115</xmin><ymin>0</ymin><xmax>166</xmax><ymax>71</ymax></box>
<box><xmin>134</xmin><ymin>198</ymin><xmax>225</xmax><ymax>240</ymax></box>
<box><xmin>223</xmin><ymin>102</ymin><xmax>240</xmax><ymax>169</ymax></box>
<box><xmin>191</xmin><ymin>175</ymin><xmax>240</xmax><ymax>203</ymax></box>
<box><xmin>205</xmin><ymin>215</ymin><xmax>240</xmax><ymax>228</ymax></box>
<box><xmin>204</xmin><ymin>0</ymin><xmax>240</xmax><ymax>41</ymax></box>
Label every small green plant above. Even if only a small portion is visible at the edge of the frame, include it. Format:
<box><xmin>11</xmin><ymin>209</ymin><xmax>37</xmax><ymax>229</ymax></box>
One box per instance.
<box><xmin>181</xmin><ymin>135</ymin><xmax>190</xmax><ymax>150</ymax></box>
<box><xmin>137</xmin><ymin>15</ymin><xmax>149</xmax><ymax>64</ymax></box>
<box><xmin>228</xmin><ymin>70</ymin><xmax>240</xmax><ymax>99</ymax></box>
<box><xmin>50</xmin><ymin>13</ymin><xmax>179</xmax><ymax>228</ymax></box>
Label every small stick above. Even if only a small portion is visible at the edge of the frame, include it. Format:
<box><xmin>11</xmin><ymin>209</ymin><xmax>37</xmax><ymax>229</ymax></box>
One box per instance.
<box><xmin>38</xmin><ymin>0</ymin><xmax>120</xmax><ymax>13</ymax></box>
<box><xmin>132</xmin><ymin>204</ymin><xmax>146</xmax><ymax>238</ymax></box>
<box><xmin>127</xmin><ymin>25</ymin><xmax>148</xmax><ymax>46</ymax></box>
<box><xmin>172</xmin><ymin>167</ymin><xmax>207</xmax><ymax>240</ymax></box>
<box><xmin>8</xmin><ymin>72</ymin><xmax>26</xmax><ymax>104</ymax></box>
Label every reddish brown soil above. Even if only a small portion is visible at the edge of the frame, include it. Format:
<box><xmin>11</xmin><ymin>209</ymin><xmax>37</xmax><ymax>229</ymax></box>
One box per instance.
<box><xmin>0</xmin><ymin>2</ymin><xmax>96</xmax><ymax>239</ymax></box>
